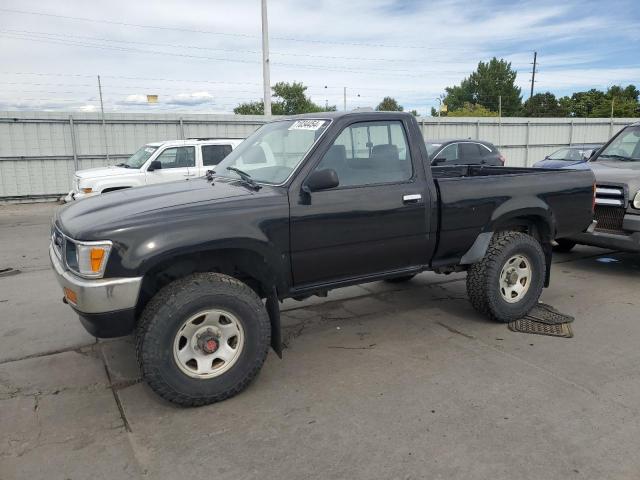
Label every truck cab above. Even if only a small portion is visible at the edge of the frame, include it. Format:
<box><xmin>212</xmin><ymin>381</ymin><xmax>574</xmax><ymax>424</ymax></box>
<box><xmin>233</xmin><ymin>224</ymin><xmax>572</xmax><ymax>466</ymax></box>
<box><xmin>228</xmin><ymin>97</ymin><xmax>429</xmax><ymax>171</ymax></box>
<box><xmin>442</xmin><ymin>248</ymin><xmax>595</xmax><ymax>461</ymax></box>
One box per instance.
<box><xmin>65</xmin><ymin>138</ymin><xmax>242</xmax><ymax>201</ymax></box>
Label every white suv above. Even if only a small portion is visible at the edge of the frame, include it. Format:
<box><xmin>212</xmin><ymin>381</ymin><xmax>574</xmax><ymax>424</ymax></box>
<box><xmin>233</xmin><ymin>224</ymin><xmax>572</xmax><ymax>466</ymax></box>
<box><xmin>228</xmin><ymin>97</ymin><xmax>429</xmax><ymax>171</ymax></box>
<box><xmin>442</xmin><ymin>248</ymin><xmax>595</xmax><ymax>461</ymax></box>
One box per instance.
<box><xmin>65</xmin><ymin>138</ymin><xmax>243</xmax><ymax>201</ymax></box>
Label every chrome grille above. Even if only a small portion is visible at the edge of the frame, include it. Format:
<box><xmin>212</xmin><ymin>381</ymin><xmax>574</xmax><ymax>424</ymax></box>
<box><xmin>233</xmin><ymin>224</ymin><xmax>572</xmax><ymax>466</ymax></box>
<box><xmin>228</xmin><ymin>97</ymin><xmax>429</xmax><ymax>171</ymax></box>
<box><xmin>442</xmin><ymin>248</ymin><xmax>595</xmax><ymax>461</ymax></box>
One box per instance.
<box><xmin>594</xmin><ymin>206</ymin><xmax>626</xmax><ymax>233</ymax></box>
<box><xmin>51</xmin><ymin>226</ymin><xmax>64</xmax><ymax>260</ymax></box>
<box><xmin>595</xmin><ymin>185</ymin><xmax>625</xmax><ymax>207</ymax></box>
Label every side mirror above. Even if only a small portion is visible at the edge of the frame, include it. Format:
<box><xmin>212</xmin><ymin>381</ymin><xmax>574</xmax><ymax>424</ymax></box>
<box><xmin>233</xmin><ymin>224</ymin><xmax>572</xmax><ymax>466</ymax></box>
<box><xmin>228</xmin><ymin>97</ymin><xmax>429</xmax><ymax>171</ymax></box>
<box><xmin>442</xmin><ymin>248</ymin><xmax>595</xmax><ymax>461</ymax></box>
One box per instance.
<box><xmin>432</xmin><ymin>157</ymin><xmax>446</xmax><ymax>165</ymax></box>
<box><xmin>147</xmin><ymin>160</ymin><xmax>162</xmax><ymax>172</ymax></box>
<box><xmin>304</xmin><ymin>169</ymin><xmax>339</xmax><ymax>192</ymax></box>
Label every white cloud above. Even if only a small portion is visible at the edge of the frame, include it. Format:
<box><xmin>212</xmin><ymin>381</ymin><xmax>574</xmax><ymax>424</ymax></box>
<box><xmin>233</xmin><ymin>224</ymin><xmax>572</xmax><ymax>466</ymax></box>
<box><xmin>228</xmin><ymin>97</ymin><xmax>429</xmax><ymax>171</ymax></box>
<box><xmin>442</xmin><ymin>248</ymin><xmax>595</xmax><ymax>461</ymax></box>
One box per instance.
<box><xmin>0</xmin><ymin>0</ymin><xmax>637</xmax><ymax>114</ymax></box>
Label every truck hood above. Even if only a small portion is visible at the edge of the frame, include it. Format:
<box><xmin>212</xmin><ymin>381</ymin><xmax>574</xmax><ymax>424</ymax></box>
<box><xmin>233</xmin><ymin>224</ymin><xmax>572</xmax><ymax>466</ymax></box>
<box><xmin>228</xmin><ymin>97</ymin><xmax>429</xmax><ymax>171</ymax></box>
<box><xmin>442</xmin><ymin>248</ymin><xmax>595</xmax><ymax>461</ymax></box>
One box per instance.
<box><xmin>589</xmin><ymin>161</ymin><xmax>640</xmax><ymax>192</ymax></box>
<box><xmin>75</xmin><ymin>165</ymin><xmax>136</xmax><ymax>179</ymax></box>
<box><xmin>56</xmin><ymin>177</ymin><xmax>258</xmax><ymax>239</ymax></box>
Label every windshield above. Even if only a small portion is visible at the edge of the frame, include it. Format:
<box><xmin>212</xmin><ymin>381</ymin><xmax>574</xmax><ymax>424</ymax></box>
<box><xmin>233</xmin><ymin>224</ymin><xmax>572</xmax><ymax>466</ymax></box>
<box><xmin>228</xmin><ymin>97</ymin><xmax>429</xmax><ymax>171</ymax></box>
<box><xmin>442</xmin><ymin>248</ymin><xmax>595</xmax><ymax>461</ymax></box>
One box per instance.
<box><xmin>548</xmin><ymin>148</ymin><xmax>585</xmax><ymax>161</ymax></box>
<box><xmin>214</xmin><ymin>119</ymin><xmax>330</xmax><ymax>184</ymax></box>
<box><xmin>597</xmin><ymin>126</ymin><xmax>640</xmax><ymax>162</ymax></box>
<box><xmin>425</xmin><ymin>142</ymin><xmax>442</xmax><ymax>156</ymax></box>
<box><xmin>120</xmin><ymin>145</ymin><xmax>158</xmax><ymax>168</ymax></box>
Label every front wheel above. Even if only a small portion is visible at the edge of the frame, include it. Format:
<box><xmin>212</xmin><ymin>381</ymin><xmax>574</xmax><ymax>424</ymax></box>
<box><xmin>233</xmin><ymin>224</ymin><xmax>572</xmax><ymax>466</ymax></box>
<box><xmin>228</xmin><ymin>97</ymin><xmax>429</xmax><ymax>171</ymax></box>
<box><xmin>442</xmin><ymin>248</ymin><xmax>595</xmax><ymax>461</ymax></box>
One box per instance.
<box><xmin>466</xmin><ymin>231</ymin><xmax>546</xmax><ymax>323</ymax></box>
<box><xmin>136</xmin><ymin>273</ymin><xmax>271</xmax><ymax>407</ymax></box>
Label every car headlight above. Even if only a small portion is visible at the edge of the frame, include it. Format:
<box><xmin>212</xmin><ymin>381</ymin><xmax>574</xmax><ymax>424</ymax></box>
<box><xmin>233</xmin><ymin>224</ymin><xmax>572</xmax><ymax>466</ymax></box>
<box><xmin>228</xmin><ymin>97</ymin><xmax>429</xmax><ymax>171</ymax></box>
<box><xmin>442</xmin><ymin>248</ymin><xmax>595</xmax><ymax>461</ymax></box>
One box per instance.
<box><xmin>633</xmin><ymin>191</ymin><xmax>640</xmax><ymax>209</ymax></box>
<box><xmin>65</xmin><ymin>240</ymin><xmax>112</xmax><ymax>278</ymax></box>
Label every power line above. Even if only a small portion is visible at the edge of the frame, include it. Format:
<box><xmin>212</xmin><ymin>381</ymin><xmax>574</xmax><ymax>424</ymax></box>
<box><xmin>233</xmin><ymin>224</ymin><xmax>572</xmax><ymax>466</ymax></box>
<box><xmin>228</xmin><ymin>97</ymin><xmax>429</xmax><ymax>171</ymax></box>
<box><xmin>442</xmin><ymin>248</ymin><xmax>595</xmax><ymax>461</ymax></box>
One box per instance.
<box><xmin>0</xmin><ymin>28</ymin><xmax>464</xmax><ymax>64</ymax></box>
<box><xmin>0</xmin><ymin>7</ymin><xmax>472</xmax><ymax>51</ymax></box>
<box><xmin>0</xmin><ymin>32</ymin><xmax>479</xmax><ymax>78</ymax></box>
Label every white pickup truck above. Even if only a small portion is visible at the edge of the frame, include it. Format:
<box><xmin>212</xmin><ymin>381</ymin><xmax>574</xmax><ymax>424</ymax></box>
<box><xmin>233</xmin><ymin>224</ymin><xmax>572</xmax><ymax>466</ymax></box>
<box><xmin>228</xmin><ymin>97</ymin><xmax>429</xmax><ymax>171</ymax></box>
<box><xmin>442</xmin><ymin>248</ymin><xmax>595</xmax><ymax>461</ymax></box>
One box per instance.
<box><xmin>66</xmin><ymin>138</ymin><xmax>243</xmax><ymax>201</ymax></box>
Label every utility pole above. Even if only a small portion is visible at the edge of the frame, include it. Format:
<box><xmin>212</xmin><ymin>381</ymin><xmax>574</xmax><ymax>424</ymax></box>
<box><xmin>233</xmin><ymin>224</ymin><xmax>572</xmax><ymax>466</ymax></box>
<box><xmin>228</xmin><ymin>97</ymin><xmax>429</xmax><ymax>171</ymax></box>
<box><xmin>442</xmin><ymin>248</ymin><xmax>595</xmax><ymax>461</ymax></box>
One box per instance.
<box><xmin>529</xmin><ymin>51</ymin><xmax>537</xmax><ymax>99</ymax></box>
<box><xmin>498</xmin><ymin>95</ymin><xmax>502</xmax><ymax>148</ymax></box>
<box><xmin>343</xmin><ymin>87</ymin><xmax>347</xmax><ymax>111</ymax></box>
<box><xmin>611</xmin><ymin>97</ymin><xmax>615</xmax><ymax>118</ymax></box>
<box><xmin>97</xmin><ymin>75</ymin><xmax>109</xmax><ymax>162</ymax></box>
<box><xmin>261</xmin><ymin>0</ymin><xmax>271</xmax><ymax>116</ymax></box>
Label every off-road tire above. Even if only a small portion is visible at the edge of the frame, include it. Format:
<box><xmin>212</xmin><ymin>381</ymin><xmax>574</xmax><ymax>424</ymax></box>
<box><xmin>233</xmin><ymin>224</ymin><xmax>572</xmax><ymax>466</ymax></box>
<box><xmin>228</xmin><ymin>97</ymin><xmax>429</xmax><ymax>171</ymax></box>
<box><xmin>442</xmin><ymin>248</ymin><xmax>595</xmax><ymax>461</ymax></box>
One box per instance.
<box><xmin>553</xmin><ymin>238</ymin><xmax>577</xmax><ymax>253</ymax></box>
<box><xmin>466</xmin><ymin>231</ymin><xmax>546</xmax><ymax>323</ymax></box>
<box><xmin>384</xmin><ymin>274</ymin><xmax>417</xmax><ymax>283</ymax></box>
<box><xmin>135</xmin><ymin>273</ymin><xmax>270</xmax><ymax>407</ymax></box>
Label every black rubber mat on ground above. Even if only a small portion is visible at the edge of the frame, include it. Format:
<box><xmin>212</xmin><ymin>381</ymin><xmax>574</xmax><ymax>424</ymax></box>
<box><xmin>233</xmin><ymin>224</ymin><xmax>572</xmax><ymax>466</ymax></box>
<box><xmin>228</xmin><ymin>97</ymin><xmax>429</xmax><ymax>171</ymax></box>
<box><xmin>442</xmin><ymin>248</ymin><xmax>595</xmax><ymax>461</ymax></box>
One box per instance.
<box><xmin>508</xmin><ymin>303</ymin><xmax>574</xmax><ymax>338</ymax></box>
<box><xmin>508</xmin><ymin>318</ymin><xmax>574</xmax><ymax>338</ymax></box>
<box><xmin>525</xmin><ymin>303</ymin><xmax>574</xmax><ymax>325</ymax></box>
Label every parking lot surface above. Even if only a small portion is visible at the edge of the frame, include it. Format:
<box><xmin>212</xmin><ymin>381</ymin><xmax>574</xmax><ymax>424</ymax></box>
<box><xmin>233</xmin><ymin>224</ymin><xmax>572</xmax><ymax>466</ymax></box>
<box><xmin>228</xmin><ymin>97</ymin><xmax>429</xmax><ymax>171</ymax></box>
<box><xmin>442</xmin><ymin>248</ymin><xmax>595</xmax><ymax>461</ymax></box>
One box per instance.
<box><xmin>1</xmin><ymin>202</ymin><xmax>640</xmax><ymax>480</ymax></box>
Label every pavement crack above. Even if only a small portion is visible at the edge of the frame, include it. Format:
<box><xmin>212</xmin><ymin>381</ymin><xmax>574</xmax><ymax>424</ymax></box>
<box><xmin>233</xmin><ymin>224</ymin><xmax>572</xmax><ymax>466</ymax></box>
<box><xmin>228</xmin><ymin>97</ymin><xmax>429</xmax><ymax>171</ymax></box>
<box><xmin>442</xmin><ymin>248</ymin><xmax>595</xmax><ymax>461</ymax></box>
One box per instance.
<box><xmin>0</xmin><ymin>341</ymin><xmax>98</xmax><ymax>365</ymax></box>
<box><xmin>327</xmin><ymin>344</ymin><xmax>376</xmax><ymax>350</ymax></box>
<box><xmin>436</xmin><ymin>321</ymin><xmax>475</xmax><ymax>339</ymax></box>
<box><xmin>103</xmin><ymin>363</ymin><xmax>133</xmax><ymax>433</ymax></box>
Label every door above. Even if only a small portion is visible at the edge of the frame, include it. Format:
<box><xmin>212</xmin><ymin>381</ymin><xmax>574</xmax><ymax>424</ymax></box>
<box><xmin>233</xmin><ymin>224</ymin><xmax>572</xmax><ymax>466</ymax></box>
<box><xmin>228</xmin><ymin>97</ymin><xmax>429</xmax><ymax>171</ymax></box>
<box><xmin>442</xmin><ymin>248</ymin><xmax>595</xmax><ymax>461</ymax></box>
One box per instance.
<box><xmin>433</xmin><ymin>143</ymin><xmax>458</xmax><ymax>165</ymax></box>
<box><xmin>458</xmin><ymin>142</ymin><xmax>484</xmax><ymax>164</ymax></box>
<box><xmin>145</xmin><ymin>146</ymin><xmax>196</xmax><ymax>184</ymax></box>
<box><xmin>200</xmin><ymin>144</ymin><xmax>233</xmax><ymax>175</ymax></box>
<box><xmin>290</xmin><ymin>120</ymin><xmax>429</xmax><ymax>287</ymax></box>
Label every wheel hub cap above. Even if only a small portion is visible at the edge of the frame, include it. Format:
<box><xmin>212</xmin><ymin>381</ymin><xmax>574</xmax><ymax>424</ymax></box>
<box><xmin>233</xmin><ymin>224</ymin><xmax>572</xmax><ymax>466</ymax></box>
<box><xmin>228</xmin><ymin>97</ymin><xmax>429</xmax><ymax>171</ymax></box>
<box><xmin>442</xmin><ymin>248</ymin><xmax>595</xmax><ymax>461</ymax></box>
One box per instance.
<box><xmin>499</xmin><ymin>254</ymin><xmax>532</xmax><ymax>304</ymax></box>
<box><xmin>172</xmin><ymin>309</ymin><xmax>244</xmax><ymax>379</ymax></box>
<box><xmin>198</xmin><ymin>333</ymin><xmax>219</xmax><ymax>354</ymax></box>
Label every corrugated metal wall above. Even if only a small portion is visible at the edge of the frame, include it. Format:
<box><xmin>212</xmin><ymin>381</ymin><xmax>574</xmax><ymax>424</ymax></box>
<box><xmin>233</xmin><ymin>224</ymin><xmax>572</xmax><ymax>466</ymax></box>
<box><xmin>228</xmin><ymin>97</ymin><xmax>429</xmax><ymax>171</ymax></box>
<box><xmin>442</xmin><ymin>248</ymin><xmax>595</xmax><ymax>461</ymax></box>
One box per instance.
<box><xmin>1</xmin><ymin>111</ymin><xmax>636</xmax><ymax>199</ymax></box>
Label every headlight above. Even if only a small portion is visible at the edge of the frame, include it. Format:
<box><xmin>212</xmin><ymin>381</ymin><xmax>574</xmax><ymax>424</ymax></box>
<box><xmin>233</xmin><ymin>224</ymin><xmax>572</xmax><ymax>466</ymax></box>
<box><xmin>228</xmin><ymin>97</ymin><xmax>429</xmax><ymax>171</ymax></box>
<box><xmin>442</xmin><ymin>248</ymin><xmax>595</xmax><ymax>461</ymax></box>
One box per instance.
<box><xmin>633</xmin><ymin>191</ymin><xmax>640</xmax><ymax>209</ymax></box>
<box><xmin>65</xmin><ymin>240</ymin><xmax>112</xmax><ymax>278</ymax></box>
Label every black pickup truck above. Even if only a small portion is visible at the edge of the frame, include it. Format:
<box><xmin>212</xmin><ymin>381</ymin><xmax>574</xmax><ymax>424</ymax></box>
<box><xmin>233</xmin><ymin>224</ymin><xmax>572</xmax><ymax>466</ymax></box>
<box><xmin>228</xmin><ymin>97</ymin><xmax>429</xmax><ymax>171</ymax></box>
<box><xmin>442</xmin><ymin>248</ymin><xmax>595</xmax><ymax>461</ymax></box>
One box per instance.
<box><xmin>50</xmin><ymin>112</ymin><xmax>595</xmax><ymax>406</ymax></box>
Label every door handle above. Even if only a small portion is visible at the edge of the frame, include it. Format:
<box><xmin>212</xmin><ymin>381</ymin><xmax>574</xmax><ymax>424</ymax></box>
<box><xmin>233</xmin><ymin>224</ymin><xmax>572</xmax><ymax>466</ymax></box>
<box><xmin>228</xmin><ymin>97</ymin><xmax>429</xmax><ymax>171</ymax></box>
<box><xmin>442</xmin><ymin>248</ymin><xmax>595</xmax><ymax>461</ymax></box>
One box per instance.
<box><xmin>403</xmin><ymin>194</ymin><xmax>422</xmax><ymax>204</ymax></box>
<box><xmin>183</xmin><ymin>173</ymin><xmax>196</xmax><ymax>177</ymax></box>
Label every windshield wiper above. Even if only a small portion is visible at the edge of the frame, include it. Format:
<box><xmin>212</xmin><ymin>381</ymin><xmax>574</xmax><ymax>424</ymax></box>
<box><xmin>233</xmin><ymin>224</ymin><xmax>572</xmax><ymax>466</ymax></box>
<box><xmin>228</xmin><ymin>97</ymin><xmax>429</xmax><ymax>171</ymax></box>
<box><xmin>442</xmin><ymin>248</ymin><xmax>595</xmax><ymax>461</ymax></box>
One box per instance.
<box><xmin>115</xmin><ymin>163</ymin><xmax>130</xmax><ymax>168</ymax></box>
<box><xmin>598</xmin><ymin>154</ymin><xmax>634</xmax><ymax>161</ymax></box>
<box><xmin>226</xmin><ymin>166</ymin><xmax>261</xmax><ymax>190</ymax></box>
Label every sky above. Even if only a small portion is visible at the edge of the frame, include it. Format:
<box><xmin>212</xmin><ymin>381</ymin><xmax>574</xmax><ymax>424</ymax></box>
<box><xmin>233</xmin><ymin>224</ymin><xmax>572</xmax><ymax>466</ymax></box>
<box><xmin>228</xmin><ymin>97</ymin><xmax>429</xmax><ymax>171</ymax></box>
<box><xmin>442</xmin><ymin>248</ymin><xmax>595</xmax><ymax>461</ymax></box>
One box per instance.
<box><xmin>0</xmin><ymin>0</ymin><xmax>639</xmax><ymax>115</ymax></box>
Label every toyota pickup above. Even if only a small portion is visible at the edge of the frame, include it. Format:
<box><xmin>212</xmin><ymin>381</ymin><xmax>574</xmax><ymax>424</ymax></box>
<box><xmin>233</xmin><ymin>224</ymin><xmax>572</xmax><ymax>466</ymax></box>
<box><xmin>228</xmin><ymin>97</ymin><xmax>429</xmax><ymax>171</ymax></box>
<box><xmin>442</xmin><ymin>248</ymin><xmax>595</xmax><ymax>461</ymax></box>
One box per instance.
<box><xmin>50</xmin><ymin>112</ymin><xmax>596</xmax><ymax>406</ymax></box>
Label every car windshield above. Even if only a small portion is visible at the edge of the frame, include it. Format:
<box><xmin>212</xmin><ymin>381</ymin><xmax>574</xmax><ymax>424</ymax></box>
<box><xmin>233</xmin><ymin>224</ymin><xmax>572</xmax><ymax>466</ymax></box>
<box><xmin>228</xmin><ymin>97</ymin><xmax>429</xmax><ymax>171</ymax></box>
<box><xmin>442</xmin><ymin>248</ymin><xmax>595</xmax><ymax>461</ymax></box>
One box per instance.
<box><xmin>548</xmin><ymin>148</ymin><xmax>585</xmax><ymax>161</ymax></box>
<box><xmin>214</xmin><ymin>119</ymin><xmax>330</xmax><ymax>184</ymax></box>
<box><xmin>120</xmin><ymin>145</ymin><xmax>158</xmax><ymax>168</ymax></box>
<box><xmin>597</xmin><ymin>126</ymin><xmax>640</xmax><ymax>162</ymax></box>
<box><xmin>425</xmin><ymin>142</ymin><xmax>442</xmax><ymax>156</ymax></box>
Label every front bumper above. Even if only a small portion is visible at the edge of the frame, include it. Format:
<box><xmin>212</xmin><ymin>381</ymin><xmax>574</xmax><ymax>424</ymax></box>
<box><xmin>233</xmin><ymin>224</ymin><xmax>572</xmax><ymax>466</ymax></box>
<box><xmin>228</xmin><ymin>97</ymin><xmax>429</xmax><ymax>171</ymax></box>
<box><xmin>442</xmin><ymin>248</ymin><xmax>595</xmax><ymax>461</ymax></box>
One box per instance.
<box><xmin>49</xmin><ymin>245</ymin><xmax>142</xmax><ymax>337</ymax></box>
<box><xmin>64</xmin><ymin>190</ymin><xmax>97</xmax><ymax>202</ymax></box>
<box><xmin>567</xmin><ymin>214</ymin><xmax>640</xmax><ymax>252</ymax></box>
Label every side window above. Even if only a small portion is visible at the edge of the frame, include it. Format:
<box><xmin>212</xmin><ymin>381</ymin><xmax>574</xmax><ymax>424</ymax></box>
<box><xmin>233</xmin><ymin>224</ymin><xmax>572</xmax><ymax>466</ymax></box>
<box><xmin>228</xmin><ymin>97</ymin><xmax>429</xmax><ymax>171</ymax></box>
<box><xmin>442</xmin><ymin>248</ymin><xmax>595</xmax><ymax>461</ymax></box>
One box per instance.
<box><xmin>314</xmin><ymin>121</ymin><xmax>413</xmax><ymax>188</ymax></box>
<box><xmin>154</xmin><ymin>146</ymin><xmax>195</xmax><ymax>169</ymax></box>
<box><xmin>202</xmin><ymin>144</ymin><xmax>233</xmax><ymax>166</ymax></box>
<box><xmin>459</xmin><ymin>143</ymin><xmax>482</xmax><ymax>163</ymax></box>
<box><xmin>436</xmin><ymin>143</ymin><xmax>458</xmax><ymax>163</ymax></box>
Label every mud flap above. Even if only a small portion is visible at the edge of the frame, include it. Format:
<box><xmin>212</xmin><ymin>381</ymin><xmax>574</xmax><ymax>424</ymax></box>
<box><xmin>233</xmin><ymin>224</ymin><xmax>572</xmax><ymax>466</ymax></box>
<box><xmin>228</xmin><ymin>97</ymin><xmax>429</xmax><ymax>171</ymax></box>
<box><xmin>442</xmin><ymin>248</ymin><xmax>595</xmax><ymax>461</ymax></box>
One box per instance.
<box><xmin>265</xmin><ymin>287</ymin><xmax>282</xmax><ymax>358</ymax></box>
<box><xmin>543</xmin><ymin>242</ymin><xmax>552</xmax><ymax>287</ymax></box>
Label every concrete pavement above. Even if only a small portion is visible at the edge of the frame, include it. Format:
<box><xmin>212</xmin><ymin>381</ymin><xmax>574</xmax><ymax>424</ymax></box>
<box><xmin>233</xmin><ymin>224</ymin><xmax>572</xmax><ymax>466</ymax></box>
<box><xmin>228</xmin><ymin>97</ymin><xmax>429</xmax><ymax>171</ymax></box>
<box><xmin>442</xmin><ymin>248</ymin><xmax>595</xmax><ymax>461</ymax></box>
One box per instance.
<box><xmin>1</xmin><ymin>202</ymin><xmax>639</xmax><ymax>480</ymax></box>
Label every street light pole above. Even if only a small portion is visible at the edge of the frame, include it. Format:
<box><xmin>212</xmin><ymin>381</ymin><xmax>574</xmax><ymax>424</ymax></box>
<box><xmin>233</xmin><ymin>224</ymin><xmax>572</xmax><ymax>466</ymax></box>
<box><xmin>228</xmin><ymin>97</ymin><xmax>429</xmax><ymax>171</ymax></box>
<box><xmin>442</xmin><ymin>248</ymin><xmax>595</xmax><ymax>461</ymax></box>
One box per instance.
<box><xmin>261</xmin><ymin>0</ymin><xmax>271</xmax><ymax>116</ymax></box>
<box><xmin>97</xmin><ymin>75</ymin><xmax>109</xmax><ymax>162</ymax></box>
<box><xmin>343</xmin><ymin>87</ymin><xmax>347</xmax><ymax>111</ymax></box>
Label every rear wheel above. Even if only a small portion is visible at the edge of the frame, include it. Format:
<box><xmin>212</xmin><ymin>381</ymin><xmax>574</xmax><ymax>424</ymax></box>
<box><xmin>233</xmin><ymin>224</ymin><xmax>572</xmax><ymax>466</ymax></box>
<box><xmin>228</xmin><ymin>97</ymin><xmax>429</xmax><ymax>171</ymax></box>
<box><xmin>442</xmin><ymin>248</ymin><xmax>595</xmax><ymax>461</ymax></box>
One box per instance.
<box><xmin>136</xmin><ymin>273</ymin><xmax>270</xmax><ymax>407</ymax></box>
<box><xmin>553</xmin><ymin>238</ymin><xmax>577</xmax><ymax>253</ymax></box>
<box><xmin>466</xmin><ymin>231</ymin><xmax>545</xmax><ymax>323</ymax></box>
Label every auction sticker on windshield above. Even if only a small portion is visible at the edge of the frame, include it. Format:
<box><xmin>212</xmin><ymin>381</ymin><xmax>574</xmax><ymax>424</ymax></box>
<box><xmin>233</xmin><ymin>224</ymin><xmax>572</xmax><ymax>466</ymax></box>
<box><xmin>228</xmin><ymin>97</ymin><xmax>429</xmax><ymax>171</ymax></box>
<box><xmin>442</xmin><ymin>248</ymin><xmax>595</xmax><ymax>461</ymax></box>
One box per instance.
<box><xmin>289</xmin><ymin>120</ymin><xmax>326</xmax><ymax>130</ymax></box>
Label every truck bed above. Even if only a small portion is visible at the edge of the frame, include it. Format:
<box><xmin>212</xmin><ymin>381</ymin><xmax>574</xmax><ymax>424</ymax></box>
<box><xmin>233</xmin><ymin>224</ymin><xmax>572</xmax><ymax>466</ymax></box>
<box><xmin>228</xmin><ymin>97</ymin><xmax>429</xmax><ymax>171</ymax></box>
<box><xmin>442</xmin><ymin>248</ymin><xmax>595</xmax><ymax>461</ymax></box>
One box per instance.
<box><xmin>430</xmin><ymin>165</ymin><xmax>595</xmax><ymax>267</ymax></box>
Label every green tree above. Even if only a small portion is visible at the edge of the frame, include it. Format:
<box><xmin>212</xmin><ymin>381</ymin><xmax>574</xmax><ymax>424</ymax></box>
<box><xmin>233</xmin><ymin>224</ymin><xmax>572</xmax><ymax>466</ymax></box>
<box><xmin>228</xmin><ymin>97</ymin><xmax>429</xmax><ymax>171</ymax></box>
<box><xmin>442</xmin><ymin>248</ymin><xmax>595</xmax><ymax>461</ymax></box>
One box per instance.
<box><xmin>447</xmin><ymin>102</ymin><xmax>498</xmax><ymax>117</ymax></box>
<box><xmin>443</xmin><ymin>57</ymin><xmax>522</xmax><ymax>116</ymax></box>
<box><xmin>558</xmin><ymin>86</ymin><xmax>639</xmax><ymax>118</ymax></box>
<box><xmin>375</xmin><ymin>97</ymin><xmax>404</xmax><ymax>111</ymax></box>
<box><xmin>234</xmin><ymin>81</ymin><xmax>335</xmax><ymax>115</ymax></box>
<box><xmin>522</xmin><ymin>92</ymin><xmax>568</xmax><ymax>117</ymax></box>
